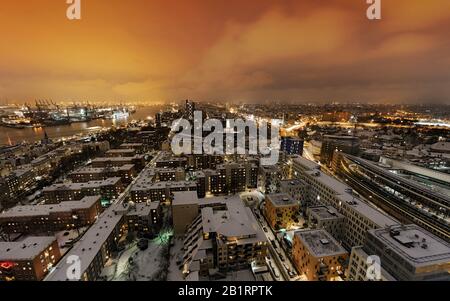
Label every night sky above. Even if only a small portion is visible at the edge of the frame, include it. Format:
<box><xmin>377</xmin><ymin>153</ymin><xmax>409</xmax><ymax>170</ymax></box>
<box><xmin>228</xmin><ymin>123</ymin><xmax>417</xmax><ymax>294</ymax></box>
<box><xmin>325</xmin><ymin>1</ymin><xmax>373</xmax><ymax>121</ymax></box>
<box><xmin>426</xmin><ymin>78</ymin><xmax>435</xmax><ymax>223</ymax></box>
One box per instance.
<box><xmin>1</xmin><ymin>0</ymin><xmax>450</xmax><ymax>103</ymax></box>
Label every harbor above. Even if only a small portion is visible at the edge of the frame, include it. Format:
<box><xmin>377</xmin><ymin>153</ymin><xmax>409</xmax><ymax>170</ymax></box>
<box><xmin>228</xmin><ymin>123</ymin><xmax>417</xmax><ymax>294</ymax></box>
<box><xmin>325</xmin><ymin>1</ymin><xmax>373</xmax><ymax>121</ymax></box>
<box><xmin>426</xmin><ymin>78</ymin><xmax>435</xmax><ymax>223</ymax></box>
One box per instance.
<box><xmin>0</xmin><ymin>105</ymin><xmax>161</xmax><ymax>145</ymax></box>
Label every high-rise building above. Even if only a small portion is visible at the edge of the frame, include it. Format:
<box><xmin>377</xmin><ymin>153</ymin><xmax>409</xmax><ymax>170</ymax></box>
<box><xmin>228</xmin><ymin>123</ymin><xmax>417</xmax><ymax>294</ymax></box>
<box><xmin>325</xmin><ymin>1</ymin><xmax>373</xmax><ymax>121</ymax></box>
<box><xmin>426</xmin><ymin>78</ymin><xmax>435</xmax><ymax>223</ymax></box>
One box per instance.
<box><xmin>155</xmin><ymin>112</ymin><xmax>162</xmax><ymax>127</ymax></box>
<box><xmin>281</xmin><ymin>137</ymin><xmax>304</xmax><ymax>156</ymax></box>
<box><xmin>320</xmin><ymin>135</ymin><xmax>360</xmax><ymax>166</ymax></box>
<box><xmin>185</xmin><ymin>100</ymin><xmax>196</xmax><ymax>121</ymax></box>
<box><xmin>172</xmin><ymin>191</ymin><xmax>199</xmax><ymax>235</ymax></box>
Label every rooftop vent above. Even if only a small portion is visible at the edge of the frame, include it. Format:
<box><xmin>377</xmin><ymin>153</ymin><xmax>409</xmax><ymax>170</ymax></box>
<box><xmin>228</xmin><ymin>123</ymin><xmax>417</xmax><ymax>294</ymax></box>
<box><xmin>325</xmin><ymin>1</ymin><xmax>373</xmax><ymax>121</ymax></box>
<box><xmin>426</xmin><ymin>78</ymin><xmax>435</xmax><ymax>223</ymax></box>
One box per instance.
<box><xmin>320</xmin><ymin>239</ymin><xmax>330</xmax><ymax>245</ymax></box>
<box><xmin>390</xmin><ymin>229</ymin><xmax>400</xmax><ymax>237</ymax></box>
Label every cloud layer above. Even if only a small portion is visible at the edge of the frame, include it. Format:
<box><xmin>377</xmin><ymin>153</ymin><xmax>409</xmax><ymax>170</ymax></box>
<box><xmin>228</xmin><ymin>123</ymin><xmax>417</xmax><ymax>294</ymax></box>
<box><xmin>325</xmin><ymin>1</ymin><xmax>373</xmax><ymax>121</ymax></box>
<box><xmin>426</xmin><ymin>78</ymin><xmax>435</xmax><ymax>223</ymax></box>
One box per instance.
<box><xmin>0</xmin><ymin>0</ymin><xmax>449</xmax><ymax>103</ymax></box>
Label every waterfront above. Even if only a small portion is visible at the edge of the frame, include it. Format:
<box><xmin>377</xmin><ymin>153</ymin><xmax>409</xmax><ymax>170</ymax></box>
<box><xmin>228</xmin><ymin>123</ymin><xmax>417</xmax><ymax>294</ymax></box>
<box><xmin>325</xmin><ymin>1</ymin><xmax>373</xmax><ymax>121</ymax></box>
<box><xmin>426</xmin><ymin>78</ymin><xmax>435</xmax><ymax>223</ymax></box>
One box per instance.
<box><xmin>0</xmin><ymin>106</ymin><xmax>161</xmax><ymax>145</ymax></box>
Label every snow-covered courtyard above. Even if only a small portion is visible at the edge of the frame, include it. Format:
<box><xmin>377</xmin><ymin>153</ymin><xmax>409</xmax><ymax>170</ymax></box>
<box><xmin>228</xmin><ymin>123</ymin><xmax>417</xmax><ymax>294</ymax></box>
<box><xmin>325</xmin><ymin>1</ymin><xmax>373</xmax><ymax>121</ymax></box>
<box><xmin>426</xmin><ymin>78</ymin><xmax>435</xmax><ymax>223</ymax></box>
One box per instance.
<box><xmin>101</xmin><ymin>238</ymin><xmax>170</xmax><ymax>281</ymax></box>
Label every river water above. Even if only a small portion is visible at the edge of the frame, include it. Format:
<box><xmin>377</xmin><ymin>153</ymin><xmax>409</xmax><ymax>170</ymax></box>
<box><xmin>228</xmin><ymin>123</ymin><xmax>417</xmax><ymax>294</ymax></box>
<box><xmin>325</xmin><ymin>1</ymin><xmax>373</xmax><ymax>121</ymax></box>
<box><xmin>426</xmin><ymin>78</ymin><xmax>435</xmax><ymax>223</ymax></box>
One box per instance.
<box><xmin>0</xmin><ymin>106</ymin><xmax>162</xmax><ymax>146</ymax></box>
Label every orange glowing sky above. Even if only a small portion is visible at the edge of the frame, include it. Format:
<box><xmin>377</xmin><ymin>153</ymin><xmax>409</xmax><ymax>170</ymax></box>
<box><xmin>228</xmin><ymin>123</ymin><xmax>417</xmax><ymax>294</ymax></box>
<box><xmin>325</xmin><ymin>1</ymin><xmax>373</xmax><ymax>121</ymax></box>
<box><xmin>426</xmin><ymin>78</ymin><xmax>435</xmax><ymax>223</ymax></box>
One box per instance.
<box><xmin>1</xmin><ymin>0</ymin><xmax>450</xmax><ymax>103</ymax></box>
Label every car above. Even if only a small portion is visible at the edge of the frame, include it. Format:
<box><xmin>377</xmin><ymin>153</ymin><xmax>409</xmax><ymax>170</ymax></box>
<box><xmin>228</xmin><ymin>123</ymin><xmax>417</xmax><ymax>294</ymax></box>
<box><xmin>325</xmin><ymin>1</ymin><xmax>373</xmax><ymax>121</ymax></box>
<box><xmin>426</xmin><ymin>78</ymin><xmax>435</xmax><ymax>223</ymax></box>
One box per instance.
<box><xmin>63</xmin><ymin>232</ymin><xmax>70</xmax><ymax>236</ymax></box>
<box><xmin>263</xmin><ymin>227</ymin><xmax>268</xmax><ymax>232</ymax></box>
<box><xmin>279</xmin><ymin>254</ymin><xmax>285</xmax><ymax>261</ymax></box>
<box><xmin>137</xmin><ymin>238</ymin><xmax>149</xmax><ymax>250</ymax></box>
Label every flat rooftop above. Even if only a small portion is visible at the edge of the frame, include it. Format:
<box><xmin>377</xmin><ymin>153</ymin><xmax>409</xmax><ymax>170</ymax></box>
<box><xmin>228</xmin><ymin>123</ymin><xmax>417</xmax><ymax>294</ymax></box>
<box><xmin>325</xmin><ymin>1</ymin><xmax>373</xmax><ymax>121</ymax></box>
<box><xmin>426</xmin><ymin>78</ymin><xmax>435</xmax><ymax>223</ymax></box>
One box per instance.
<box><xmin>43</xmin><ymin>177</ymin><xmax>122</xmax><ymax>192</ymax></box>
<box><xmin>91</xmin><ymin>155</ymin><xmax>144</xmax><ymax>162</ymax></box>
<box><xmin>172</xmin><ymin>191</ymin><xmax>199</xmax><ymax>206</ymax></box>
<box><xmin>70</xmin><ymin>164</ymin><xmax>135</xmax><ymax>174</ymax></box>
<box><xmin>106</xmin><ymin>149</ymin><xmax>136</xmax><ymax>154</ymax></box>
<box><xmin>280</xmin><ymin>179</ymin><xmax>303</xmax><ymax>189</ymax></box>
<box><xmin>126</xmin><ymin>201</ymin><xmax>160</xmax><ymax>217</ymax></box>
<box><xmin>0</xmin><ymin>236</ymin><xmax>56</xmax><ymax>261</ymax></box>
<box><xmin>323</xmin><ymin>135</ymin><xmax>359</xmax><ymax>140</ymax></box>
<box><xmin>295</xmin><ymin>229</ymin><xmax>347</xmax><ymax>258</ymax></box>
<box><xmin>0</xmin><ymin>196</ymin><xmax>100</xmax><ymax>218</ymax></box>
<box><xmin>369</xmin><ymin>224</ymin><xmax>450</xmax><ymax>267</ymax></box>
<box><xmin>266</xmin><ymin>193</ymin><xmax>297</xmax><ymax>207</ymax></box>
<box><xmin>293</xmin><ymin>156</ymin><xmax>398</xmax><ymax>227</ymax></box>
<box><xmin>157</xmin><ymin>167</ymin><xmax>185</xmax><ymax>173</ymax></box>
<box><xmin>308</xmin><ymin>206</ymin><xmax>344</xmax><ymax>220</ymax></box>
<box><xmin>201</xmin><ymin>197</ymin><xmax>266</xmax><ymax>244</ymax></box>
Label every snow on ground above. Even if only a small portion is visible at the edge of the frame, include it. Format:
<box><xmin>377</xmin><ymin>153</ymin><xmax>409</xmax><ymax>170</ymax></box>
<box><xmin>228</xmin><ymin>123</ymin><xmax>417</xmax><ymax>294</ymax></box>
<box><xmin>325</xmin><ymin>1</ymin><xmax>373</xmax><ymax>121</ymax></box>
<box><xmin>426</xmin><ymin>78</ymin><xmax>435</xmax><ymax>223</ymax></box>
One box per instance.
<box><xmin>101</xmin><ymin>239</ymin><xmax>167</xmax><ymax>281</ymax></box>
<box><xmin>168</xmin><ymin>237</ymin><xmax>185</xmax><ymax>281</ymax></box>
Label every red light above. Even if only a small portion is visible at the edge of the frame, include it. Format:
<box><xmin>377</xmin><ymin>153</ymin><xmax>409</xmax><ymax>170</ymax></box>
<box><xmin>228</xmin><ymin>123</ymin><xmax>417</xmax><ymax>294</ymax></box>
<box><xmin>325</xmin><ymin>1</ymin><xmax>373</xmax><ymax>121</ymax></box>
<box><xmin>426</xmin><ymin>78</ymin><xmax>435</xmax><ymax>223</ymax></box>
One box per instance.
<box><xmin>0</xmin><ymin>261</ymin><xmax>15</xmax><ymax>269</ymax></box>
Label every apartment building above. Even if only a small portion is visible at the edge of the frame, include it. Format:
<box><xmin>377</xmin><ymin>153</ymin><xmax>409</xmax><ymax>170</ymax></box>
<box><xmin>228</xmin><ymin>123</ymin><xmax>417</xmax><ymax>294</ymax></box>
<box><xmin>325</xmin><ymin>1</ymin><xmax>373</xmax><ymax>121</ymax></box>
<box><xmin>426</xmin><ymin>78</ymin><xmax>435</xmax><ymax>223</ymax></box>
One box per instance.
<box><xmin>91</xmin><ymin>155</ymin><xmax>146</xmax><ymax>171</ymax></box>
<box><xmin>130</xmin><ymin>179</ymin><xmax>197</xmax><ymax>203</ymax></box>
<box><xmin>0</xmin><ymin>237</ymin><xmax>61</xmax><ymax>281</ymax></box>
<box><xmin>279</xmin><ymin>179</ymin><xmax>307</xmax><ymax>208</ymax></box>
<box><xmin>114</xmin><ymin>202</ymin><xmax>162</xmax><ymax>234</ymax></box>
<box><xmin>292</xmin><ymin>229</ymin><xmax>348</xmax><ymax>281</ymax></box>
<box><xmin>42</xmin><ymin>177</ymin><xmax>124</xmax><ymax>204</ymax></box>
<box><xmin>292</xmin><ymin>156</ymin><xmax>398</xmax><ymax>249</ymax></box>
<box><xmin>68</xmin><ymin>164</ymin><xmax>137</xmax><ymax>184</ymax></box>
<box><xmin>306</xmin><ymin>206</ymin><xmax>345</xmax><ymax>242</ymax></box>
<box><xmin>172</xmin><ymin>191</ymin><xmax>200</xmax><ymax>235</ymax></box>
<box><xmin>364</xmin><ymin>224</ymin><xmax>450</xmax><ymax>281</ymax></box>
<box><xmin>105</xmin><ymin>148</ymin><xmax>136</xmax><ymax>158</ymax></box>
<box><xmin>0</xmin><ymin>196</ymin><xmax>102</xmax><ymax>234</ymax></box>
<box><xmin>346</xmin><ymin>246</ymin><xmax>396</xmax><ymax>281</ymax></box>
<box><xmin>45</xmin><ymin>204</ymin><xmax>126</xmax><ymax>281</ymax></box>
<box><xmin>201</xmin><ymin>162</ymin><xmax>257</xmax><ymax>195</ymax></box>
<box><xmin>156</xmin><ymin>167</ymin><xmax>186</xmax><ymax>182</ymax></box>
<box><xmin>0</xmin><ymin>167</ymin><xmax>36</xmax><ymax>208</ymax></box>
<box><xmin>180</xmin><ymin>197</ymin><xmax>268</xmax><ymax>278</ymax></box>
<box><xmin>264</xmin><ymin>193</ymin><xmax>300</xmax><ymax>230</ymax></box>
<box><xmin>259</xmin><ymin>165</ymin><xmax>282</xmax><ymax>194</ymax></box>
<box><xmin>119</xmin><ymin>143</ymin><xmax>146</xmax><ymax>154</ymax></box>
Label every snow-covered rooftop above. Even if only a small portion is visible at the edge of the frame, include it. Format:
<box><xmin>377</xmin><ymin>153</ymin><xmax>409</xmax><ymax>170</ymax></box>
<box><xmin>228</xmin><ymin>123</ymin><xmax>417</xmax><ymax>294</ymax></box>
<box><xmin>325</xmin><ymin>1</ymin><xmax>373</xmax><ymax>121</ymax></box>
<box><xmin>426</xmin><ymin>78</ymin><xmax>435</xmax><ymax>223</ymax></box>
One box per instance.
<box><xmin>44</xmin><ymin>204</ymin><xmax>124</xmax><ymax>281</ymax></box>
<box><xmin>266</xmin><ymin>193</ymin><xmax>298</xmax><ymax>207</ymax></box>
<box><xmin>293</xmin><ymin>156</ymin><xmax>398</xmax><ymax>227</ymax></box>
<box><xmin>0</xmin><ymin>196</ymin><xmax>100</xmax><ymax>218</ymax></box>
<box><xmin>70</xmin><ymin>164</ymin><xmax>135</xmax><ymax>175</ymax></box>
<box><xmin>172</xmin><ymin>191</ymin><xmax>199</xmax><ymax>206</ymax></box>
<box><xmin>369</xmin><ymin>224</ymin><xmax>450</xmax><ymax>267</ymax></box>
<box><xmin>295</xmin><ymin>229</ymin><xmax>347</xmax><ymax>258</ymax></box>
<box><xmin>43</xmin><ymin>177</ymin><xmax>121</xmax><ymax>192</ymax></box>
<box><xmin>0</xmin><ymin>236</ymin><xmax>56</xmax><ymax>261</ymax></box>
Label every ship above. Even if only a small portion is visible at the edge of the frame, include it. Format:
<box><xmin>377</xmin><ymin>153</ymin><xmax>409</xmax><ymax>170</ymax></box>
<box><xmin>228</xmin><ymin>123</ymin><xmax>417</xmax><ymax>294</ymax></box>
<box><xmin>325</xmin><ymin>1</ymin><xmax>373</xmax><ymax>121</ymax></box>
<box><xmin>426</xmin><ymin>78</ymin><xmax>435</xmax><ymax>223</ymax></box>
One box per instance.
<box><xmin>1</xmin><ymin>116</ymin><xmax>34</xmax><ymax>129</ymax></box>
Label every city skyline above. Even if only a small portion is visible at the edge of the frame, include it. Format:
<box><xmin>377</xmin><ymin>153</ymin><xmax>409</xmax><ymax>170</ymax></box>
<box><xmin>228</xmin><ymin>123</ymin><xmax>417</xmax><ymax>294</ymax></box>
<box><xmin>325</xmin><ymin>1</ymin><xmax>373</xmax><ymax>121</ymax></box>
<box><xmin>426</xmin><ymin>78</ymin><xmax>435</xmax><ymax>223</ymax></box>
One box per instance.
<box><xmin>1</xmin><ymin>0</ymin><xmax>450</xmax><ymax>104</ymax></box>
